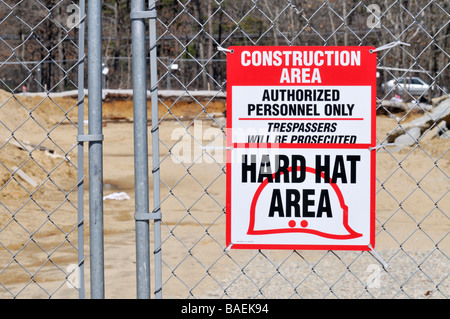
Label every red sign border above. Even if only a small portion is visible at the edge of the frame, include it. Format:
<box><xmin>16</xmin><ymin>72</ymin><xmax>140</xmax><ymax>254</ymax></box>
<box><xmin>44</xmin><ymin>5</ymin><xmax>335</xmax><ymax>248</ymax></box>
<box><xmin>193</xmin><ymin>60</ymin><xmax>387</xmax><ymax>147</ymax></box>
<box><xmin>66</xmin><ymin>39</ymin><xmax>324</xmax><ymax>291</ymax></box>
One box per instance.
<box><xmin>225</xmin><ymin>46</ymin><xmax>377</xmax><ymax>251</ymax></box>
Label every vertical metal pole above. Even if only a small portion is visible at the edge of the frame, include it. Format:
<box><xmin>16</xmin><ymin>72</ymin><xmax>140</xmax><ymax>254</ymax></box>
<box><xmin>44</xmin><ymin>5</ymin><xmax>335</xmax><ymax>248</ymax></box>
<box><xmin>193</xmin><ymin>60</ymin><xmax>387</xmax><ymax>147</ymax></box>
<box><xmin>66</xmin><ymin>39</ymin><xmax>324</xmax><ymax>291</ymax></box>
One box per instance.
<box><xmin>131</xmin><ymin>0</ymin><xmax>151</xmax><ymax>299</ymax></box>
<box><xmin>77</xmin><ymin>0</ymin><xmax>86</xmax><ymax>300</ymax></box>
<box><xmin>148</xmin><ymin>0</ymin><xmax>163</xmax><ymax>299</ymax></box>
<box><xmin>88</xmin><ymin>0</ymin><xmax>105</xmax><ymax>299</ymax></box>
<box><xmin>37</xmin><ymin>66</ymin><xmax>42</xmax><ymax>92</ymax></box>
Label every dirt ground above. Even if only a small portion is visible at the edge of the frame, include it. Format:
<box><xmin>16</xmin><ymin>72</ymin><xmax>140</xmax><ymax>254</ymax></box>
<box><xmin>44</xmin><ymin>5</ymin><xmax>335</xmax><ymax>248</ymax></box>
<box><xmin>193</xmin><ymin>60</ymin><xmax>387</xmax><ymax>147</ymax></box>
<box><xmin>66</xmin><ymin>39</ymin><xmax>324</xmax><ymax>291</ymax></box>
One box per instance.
<box><xmin>0</xmin><ymin>90</ymin><xmax>448</xmax><ymax>298</ymax></box>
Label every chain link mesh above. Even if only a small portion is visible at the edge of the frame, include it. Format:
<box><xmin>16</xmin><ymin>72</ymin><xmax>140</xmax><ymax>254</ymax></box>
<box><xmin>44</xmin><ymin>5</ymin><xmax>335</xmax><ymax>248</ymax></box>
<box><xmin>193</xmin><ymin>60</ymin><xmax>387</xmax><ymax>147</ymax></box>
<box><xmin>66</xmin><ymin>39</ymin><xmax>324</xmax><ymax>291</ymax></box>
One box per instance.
<box><xmin>0</xmin><ymin>0</ymin><xmax>83</xmax><ymax>298</ymax></box>
<box><xmin>153</xmin><ymin>0</ymin><xmax>449</xmax><ymax>298</ymax></box>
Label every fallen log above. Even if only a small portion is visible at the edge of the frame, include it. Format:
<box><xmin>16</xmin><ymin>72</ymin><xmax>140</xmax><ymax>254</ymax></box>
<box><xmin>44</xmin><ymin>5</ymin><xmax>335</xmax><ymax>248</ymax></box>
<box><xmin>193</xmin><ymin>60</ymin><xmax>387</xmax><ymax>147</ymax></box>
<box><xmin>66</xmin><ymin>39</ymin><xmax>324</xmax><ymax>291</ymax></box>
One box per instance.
<box><xmin>386</xmin><ymin>98</ymin><xmax>450</xmax><ymax>143</ymax></box>
<box><xmin>379</xmin><ymin>100</ymin><xmax>432</xmax><ymax>114</ymax></box>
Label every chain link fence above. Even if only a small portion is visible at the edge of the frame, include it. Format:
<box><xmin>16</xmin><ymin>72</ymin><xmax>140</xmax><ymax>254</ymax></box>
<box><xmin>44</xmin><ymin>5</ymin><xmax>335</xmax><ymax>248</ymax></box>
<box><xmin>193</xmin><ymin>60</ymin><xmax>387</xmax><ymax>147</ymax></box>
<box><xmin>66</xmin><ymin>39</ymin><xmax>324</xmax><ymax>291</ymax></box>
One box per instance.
<box><xmin>0</xmin><ymin>0</ymin><xmax>85</xmax><ymax>298</ymax></box>
<box><xmin>0</xmin><ymin>0</ymin><xmax>448</xmax><ymax>299</ymax></box>
<box><xmin>153</xmin><ymin>0</ymin><xmax>449</xmax><ymax>299</ymax></box>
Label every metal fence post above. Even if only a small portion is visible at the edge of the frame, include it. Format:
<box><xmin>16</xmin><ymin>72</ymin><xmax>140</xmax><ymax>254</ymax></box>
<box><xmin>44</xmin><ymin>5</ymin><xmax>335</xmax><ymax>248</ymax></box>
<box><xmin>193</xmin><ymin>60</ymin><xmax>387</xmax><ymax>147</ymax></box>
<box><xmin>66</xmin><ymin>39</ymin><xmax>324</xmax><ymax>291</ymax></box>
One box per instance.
<box><xmin>88</xmin><ymin>0</ymin><xmax>105</xmax><ymax>299</ymax></box>
<box><xmin>131</xmin><ymin>0</ymin><xmax>151</xmax><ymax>299</ymax></box>
<box><xmin>148</xmin><ymin>0</ymin><xmax>163</xmax><ymax>299</ymax></box>
<box><xmin>77</xmin><ymin>0</ymin><xmax>86</xmax><ymax>300</ymax></box>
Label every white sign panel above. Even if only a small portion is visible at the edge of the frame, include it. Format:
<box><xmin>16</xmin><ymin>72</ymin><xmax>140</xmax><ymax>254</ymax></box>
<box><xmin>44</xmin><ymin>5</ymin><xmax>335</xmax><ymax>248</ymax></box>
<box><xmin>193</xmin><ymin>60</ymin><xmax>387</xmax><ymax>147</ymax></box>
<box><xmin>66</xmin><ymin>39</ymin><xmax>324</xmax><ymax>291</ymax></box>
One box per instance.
<box><xmin>231</xmin><ymin>86</ymin><xmax>372</xmax><ymax>145</ymax></box>
<box><xmin>225</xmin><ymin>46</ymin><xmax>377</xmax><ymax>250</ymax></box>
<box><xmin>228</xmin><ymin>148</ymin><xmax>374</xmax><ymax>250</ymax></box>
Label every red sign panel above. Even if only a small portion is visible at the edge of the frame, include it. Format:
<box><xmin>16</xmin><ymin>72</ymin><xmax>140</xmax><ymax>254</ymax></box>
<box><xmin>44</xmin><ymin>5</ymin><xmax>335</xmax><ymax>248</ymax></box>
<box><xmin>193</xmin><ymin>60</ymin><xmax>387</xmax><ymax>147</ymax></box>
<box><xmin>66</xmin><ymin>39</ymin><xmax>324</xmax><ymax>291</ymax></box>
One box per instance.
<box><xmin>226</xmin><ymin>46</ymin><xmax>377</xmax><ymax>251</ymax></box>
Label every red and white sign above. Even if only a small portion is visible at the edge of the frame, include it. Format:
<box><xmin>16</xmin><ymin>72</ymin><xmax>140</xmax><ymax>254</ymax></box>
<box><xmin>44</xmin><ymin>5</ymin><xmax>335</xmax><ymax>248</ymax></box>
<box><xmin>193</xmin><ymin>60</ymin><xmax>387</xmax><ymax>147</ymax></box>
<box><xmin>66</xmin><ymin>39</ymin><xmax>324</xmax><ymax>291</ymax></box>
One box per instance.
<box><xmin>226</xmin><ymin>46</ymin><xmax>377</xmax><ymax>250</ymax></box>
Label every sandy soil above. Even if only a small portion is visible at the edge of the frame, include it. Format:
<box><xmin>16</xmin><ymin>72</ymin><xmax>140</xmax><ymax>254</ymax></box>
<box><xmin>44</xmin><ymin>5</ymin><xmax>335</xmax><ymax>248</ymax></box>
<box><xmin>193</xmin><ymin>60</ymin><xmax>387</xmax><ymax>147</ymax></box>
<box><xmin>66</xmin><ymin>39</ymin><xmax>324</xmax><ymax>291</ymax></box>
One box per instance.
<box><xmin>0</xmin><ymin>91</ymin><xmax>448</xmax><ymax>298</ymax></box>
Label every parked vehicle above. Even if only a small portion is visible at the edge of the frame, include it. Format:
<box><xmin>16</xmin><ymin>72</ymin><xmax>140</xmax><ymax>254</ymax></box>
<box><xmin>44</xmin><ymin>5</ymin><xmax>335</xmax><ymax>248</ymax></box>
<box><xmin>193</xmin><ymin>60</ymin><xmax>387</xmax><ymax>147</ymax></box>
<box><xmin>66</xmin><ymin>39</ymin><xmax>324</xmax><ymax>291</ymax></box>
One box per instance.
<box><xmin>382</xmin><ymin>77</ymin><xmax>433</xmax><ymax>96</ymax></box>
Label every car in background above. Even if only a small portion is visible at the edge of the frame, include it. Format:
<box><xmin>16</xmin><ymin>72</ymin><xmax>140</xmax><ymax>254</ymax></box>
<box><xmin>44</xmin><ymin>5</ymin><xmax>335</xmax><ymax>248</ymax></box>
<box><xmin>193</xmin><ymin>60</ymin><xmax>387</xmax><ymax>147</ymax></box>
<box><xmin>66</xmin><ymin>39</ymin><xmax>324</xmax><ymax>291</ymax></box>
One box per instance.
<box><xmin>382</xmin><ymin>77</ymin><xmax>434</xmax><ymax>97</ymax></box>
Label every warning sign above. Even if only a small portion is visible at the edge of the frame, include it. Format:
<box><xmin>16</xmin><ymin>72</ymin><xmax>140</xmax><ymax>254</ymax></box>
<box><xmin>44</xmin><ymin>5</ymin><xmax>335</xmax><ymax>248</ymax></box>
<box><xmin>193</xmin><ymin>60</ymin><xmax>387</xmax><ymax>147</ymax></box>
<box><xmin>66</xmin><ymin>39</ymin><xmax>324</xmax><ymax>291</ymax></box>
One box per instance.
<box><xmin>226</xmin><ymin>46</ymin><xmax>376</xmax><ymax>250</ymax></box>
